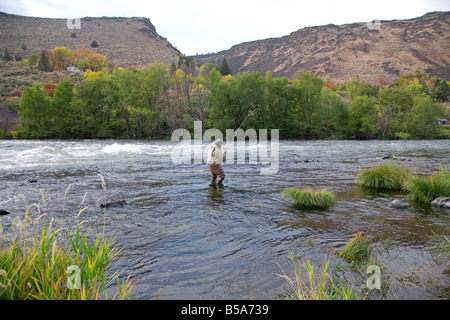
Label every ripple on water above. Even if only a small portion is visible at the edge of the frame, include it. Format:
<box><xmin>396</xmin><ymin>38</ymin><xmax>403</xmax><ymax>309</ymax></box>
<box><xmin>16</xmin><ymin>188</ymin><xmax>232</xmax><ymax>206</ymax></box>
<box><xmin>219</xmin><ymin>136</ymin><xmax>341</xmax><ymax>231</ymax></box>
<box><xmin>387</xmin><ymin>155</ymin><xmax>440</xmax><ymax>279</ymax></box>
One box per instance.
<box><xmin>0</xmin><ymin>139</ymin><xmax>449</xmax><ymax>299</ymax></box>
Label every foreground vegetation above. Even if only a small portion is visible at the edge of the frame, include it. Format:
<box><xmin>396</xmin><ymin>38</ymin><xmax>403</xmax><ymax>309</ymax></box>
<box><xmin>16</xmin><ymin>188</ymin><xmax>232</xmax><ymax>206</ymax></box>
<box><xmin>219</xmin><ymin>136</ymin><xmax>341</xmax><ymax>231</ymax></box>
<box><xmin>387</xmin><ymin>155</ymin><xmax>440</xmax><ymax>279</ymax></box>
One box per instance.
<box><xmin>279</xmin><ymin>230</ymin><xmax>448</xmax><ymax>300</ymax></box>
<box><xmin>277</xmin><ymin>254</ymin><xmax>358</xmax><ymax>300</ymax></box>
<box><xmin>1</xmin><ymin>49</ymin><xmax>449</xmax><ymax>139</ymax></box>
<box><xmin>0</xmin><ymin>180</ymin><xmax>136</xmax><ymax>300</ymax></box>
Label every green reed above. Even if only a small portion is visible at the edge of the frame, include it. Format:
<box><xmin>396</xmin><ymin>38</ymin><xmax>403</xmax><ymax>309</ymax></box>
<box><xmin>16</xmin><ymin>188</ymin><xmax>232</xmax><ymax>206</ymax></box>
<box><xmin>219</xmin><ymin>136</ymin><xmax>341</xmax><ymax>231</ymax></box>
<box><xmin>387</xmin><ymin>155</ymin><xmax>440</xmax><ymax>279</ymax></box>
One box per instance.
<box><xmin>277</xmin><ymin>254</ymin><xmax>358</xmax><ymax>300</ymax></box>
<box><xmin>282</xmin><ymin>187</ymin><xmax>337</xmax><ymax>209</ymax></box>
<box><xmin>0</xmin><ymin>176</ymin><xmax>136</xmax><ymax>300</ymax></box>
<box><xmin>406</xmin><ymin>167</ymin><xmax>450</xmax><ymax>204</ymax></box>
<box><xmin>357</xmin><ymin>157</ymin><xmax>411</xmax><ymax>190</ymax></box>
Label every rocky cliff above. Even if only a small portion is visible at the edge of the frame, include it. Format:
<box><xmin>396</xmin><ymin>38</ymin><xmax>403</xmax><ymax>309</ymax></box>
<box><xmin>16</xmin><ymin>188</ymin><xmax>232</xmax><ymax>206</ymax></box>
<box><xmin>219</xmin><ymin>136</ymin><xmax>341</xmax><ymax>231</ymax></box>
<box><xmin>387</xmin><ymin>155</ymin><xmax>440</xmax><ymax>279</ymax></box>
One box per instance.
<box><xmin>193</xmin><ymin>12</ymin><xmax>450</xmax><ymax>84</ymax></box>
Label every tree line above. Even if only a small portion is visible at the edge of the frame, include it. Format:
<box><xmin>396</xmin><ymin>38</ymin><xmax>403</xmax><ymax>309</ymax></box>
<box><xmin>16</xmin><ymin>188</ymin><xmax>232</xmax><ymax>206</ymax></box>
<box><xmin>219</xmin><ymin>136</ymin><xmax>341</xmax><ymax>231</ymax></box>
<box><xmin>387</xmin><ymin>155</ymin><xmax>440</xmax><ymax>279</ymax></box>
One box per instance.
<box><xmin>14</xmin><ymin>46</ymin><xmax>109</xmax><ymax>72</ymax></box>
<box><xmin>15</xmin><ymin>61</ymin><xmax>450</xmax><ymax>139</ymax></box>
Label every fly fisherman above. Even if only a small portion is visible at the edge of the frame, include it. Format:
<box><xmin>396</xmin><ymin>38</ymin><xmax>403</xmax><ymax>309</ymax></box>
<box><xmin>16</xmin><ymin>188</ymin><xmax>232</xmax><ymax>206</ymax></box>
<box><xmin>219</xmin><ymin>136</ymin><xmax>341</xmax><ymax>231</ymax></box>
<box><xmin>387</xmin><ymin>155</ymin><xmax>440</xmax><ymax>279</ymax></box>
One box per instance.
<box><xmin>207</xmin><ymin>139</ymin><xmax>227</xmax><ymax>185</ymax></box>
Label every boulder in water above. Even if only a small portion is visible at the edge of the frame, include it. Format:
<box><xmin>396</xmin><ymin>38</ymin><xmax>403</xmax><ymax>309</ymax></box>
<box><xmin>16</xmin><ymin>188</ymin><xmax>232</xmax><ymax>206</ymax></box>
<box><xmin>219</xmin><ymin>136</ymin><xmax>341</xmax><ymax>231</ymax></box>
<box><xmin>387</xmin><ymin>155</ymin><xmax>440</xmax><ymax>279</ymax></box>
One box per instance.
<box><xmin>390</xmin><ymin>199</ymin><xmax>411</xmax><ymax>209</ymax></box>
<box><xmin>431</xmin><ymin>197</ymin><xmax>450</xmax><ymax>209</ymax></box>
<box><xmin>0</xmin><ymin>209</ymin><xmax>11</xmax><ymax>216</ymax></box>
<box><xmin>99</xmin><ymin>199</ymin><xmax>128</xmax><ymax>208</ymax></box>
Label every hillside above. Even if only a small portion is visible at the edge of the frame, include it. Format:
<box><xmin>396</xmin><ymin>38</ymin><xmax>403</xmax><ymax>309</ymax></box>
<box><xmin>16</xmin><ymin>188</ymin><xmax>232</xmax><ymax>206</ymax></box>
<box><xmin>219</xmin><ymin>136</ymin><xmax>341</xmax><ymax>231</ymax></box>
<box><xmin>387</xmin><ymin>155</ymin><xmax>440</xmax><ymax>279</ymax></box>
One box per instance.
<box><xmin>193</xmin><ymin>12</ymin><xmax>450</xmax><ymax>84</ymax></box>
<box><xmin>0</xmin><ymin>12</ymin><xmax>181</xmax><ymax>68</ymax></box>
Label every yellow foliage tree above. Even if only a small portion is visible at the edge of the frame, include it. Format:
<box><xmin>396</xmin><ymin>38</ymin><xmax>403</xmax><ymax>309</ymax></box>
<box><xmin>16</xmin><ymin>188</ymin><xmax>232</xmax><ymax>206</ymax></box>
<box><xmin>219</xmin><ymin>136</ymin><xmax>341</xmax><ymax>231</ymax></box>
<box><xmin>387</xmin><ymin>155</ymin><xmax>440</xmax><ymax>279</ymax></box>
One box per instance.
<box><xmin>50</xmin><ymin>47</ymin><xmax>73</xmax><ymax>70</ymax></box>
<box><xmin>73</xmin><ymin>48</ymin><xmax>108</xmax><ymax>71</ymax></box>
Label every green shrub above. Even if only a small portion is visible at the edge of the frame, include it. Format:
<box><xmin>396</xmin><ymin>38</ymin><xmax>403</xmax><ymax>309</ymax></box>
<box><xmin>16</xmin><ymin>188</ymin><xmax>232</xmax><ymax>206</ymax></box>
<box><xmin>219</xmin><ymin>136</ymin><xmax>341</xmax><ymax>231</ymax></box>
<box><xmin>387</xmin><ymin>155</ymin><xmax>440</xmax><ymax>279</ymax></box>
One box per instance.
<box><xmin>407</xmin><ymin>168</ymin><xmax>450</xmax><ymax>204</ymax></box>
<box><xmin>282</xmin><ymin>187</ymin><xmax>337</xmax><ymax>209</ymax></box>
<box><xmin>357</xmin><ymin>158</ymin><xmax>411</xmax><ymax>190</ymax></box>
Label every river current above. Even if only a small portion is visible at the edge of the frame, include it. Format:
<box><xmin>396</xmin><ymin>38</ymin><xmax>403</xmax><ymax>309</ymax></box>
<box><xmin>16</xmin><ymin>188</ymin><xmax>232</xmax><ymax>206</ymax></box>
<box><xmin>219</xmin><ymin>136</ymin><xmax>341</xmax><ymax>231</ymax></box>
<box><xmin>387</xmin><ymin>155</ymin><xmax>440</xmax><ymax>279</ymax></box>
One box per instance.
<box><xmin>0</xmin><ymin>139</ymin><xmax>449</xmax><ymax>299</ymax></box>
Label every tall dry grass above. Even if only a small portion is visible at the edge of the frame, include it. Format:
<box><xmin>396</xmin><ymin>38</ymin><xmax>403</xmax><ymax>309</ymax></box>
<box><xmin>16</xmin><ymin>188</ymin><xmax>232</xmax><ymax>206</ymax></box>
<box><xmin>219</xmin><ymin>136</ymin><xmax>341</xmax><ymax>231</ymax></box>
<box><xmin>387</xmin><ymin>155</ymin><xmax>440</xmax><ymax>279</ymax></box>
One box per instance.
<box><xmin>0</xmin><ymin>175</ymin><xmax>136</xmax><ymax>300</ymax></box>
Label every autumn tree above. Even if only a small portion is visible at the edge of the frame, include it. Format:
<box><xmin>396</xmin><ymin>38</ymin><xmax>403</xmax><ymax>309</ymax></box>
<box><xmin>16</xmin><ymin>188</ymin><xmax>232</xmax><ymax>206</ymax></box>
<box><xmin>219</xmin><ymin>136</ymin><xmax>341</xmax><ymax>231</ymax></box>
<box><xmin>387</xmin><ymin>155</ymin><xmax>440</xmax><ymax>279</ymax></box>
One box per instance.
<box><xmin>50</xmin><ymin>47</ymin><xmax>73</xmax><ymax>70</ymax></box>
<box><xmin>43</xmin><ymin>83</ymin><xmax>56</xmax><ymax>98</ymax></box>
<box><xmin>73</xmin><ymin>48</ymin><xmax>108</xmax><ymax>71</ymax></box>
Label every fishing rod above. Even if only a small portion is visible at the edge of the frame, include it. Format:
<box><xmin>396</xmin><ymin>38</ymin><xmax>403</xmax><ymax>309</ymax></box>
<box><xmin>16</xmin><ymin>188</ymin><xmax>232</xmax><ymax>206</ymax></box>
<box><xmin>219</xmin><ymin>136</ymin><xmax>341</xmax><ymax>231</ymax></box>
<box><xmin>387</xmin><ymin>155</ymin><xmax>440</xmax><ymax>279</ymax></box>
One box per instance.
<box><xmin>224</xmin><ymin>108</ymin><xmax>261</xmax><ymax>152</ymax></box>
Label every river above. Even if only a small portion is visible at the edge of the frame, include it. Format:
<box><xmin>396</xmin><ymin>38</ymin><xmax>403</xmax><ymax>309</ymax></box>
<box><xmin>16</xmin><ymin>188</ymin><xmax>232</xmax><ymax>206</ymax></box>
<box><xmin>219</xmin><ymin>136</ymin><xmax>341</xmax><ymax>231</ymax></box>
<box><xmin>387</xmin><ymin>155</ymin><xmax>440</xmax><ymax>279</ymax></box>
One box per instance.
<box><xmin>0</xmin><ymin>139</ymin><xmax>449</xmax><ymax>299</ymax></box>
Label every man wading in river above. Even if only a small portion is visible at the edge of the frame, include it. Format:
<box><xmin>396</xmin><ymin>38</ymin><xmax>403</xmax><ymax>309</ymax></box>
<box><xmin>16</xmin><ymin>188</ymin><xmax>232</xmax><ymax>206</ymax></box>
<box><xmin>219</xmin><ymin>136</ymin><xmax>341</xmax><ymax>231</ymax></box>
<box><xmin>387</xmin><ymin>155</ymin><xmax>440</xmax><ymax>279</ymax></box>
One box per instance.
<box><xmin>207</xmin><ymin>139</ymin><xmax>227</xmax><ymax>185</ymax></box>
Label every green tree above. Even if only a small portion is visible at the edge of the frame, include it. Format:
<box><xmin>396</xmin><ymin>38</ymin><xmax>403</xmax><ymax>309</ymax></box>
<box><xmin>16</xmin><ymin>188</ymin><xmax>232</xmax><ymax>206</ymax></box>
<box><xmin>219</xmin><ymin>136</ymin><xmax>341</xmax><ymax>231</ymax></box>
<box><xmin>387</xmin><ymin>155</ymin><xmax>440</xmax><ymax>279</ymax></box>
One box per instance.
<box><xmin>405</xmin><ymin>97</ymin><xmax>447</xmax><ymax>138</ymax></box>
<box><xmin>72</xmin><ymin>74</ymin><xmax>119</xmax><ymax>138</ymax></box>
<box><xmin>321</xmin><ymin>87</ymin><xmax>350</xmax><ymax>138</ymax></box>
<box><xmin>377</xmin><ymin>86</ymin><xmax>413</xmax><ymax>138</ymax></box>
<box><xmin>209</xmin><ymin>72</ymin><xmax>265</xmax><ymax>133</ymax></box>
<box><xmin>431</xmin><ymin>79</ymin><xmax>450</xmax><ymax>102</ymax></box>
<box><xmin>264</xmin><ymin>71</ymin><xmax>297</xmax><ymax>138</ymax></box>
<box><xmin>113</xmin><ymin>63</ymin><xmax>169</xmax><ymax>138</ymax></box>
<box><xmin>2</xmin><ymin>48</ymin><xmax>12</xmax><ymax>62</ymax></box>
<box><xmin>178</xmin><ymin>55</ymin><xmax>196</xmax><ymax>74</ymax></box>
<box><xmin>51</xmin><ymin>79</ymin><xmax>77</xmax><ymax>137</ymax></box>
<box><xmin>348</xmin><ymin>95</ymin><xmax>379</xmax><ymax>139</ymax></box>
<box><xmin>18</xmin><ymin>84</ymin><xmax>53</xmax><ymax>138</ymax></box>
<box><xmin>342</xmin><ymin>78</ymin><xmax>378</xmax><ymax>99</ymax></box>
<box><xmin>219</xmin><ymin>58</ymin><xmax>231</xmax><ymax>76</ymax></box>
<box><xmin>28</xmin><ymin>53</ymin><xmax>39</xmax><ymax>66</ymax></box>
<box><xmin>291</xmin><ymin>71</ymin><xmax>324</xmax><ymax>138</ymax></box>
<box><xmin>37</xmin><ymin>51</ymin><xmax>53</xmax><ymax>72</ymax></box>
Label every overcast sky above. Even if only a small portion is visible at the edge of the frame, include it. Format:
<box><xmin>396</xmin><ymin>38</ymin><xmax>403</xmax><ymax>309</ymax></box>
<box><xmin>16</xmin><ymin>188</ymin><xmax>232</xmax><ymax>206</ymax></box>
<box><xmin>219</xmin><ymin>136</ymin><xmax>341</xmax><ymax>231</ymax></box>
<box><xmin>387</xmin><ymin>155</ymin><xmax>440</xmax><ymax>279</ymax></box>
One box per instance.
<box><xmin>1</xmin><ymin>0</ymin><xmax>449</xmax><ymax>55</ymax></box>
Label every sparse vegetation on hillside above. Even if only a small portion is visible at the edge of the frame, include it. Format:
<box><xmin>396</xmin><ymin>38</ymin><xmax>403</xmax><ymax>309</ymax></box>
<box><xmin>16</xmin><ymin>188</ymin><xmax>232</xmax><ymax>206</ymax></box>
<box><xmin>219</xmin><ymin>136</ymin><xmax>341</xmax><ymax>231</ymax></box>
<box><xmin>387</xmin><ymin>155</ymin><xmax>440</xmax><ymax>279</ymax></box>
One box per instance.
<box><xmin>193</xmin><ymin>12</ymin><xmax>450</xmax><ymax>84</ymax></box>
<box><xmin>0</xmin><ymin>13</ymin><xmax>181</xmax><ymax>69</ymax></box>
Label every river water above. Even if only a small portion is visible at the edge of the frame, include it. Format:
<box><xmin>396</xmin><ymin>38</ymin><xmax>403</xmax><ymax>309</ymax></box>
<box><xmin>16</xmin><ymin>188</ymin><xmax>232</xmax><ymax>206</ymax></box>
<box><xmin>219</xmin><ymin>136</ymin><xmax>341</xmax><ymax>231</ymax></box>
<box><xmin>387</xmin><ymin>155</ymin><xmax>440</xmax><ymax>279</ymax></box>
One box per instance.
<box><xmin>0</xmin><ymin>139</ymin><xmax>449</xmax><ymax>299</ymax></box>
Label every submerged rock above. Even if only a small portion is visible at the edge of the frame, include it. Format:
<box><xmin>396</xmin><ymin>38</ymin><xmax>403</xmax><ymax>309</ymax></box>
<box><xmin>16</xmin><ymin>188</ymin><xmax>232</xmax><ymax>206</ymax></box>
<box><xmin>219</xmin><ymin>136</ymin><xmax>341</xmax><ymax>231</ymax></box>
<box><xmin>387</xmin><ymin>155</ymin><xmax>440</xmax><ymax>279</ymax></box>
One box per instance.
<box><xmin>431</xmin><ymin>197</ymin><xmax>450</xmax><ymax>209</ymax></box>
<box><xmin>390</xmin><ymin>199</ymin><xmax>411</xmax><ymax>209</ymax></box>
<box><xmin>99</xmin><ymin>199</ymin><xmax>128</xmax><ymax>208</ymax></box>
<box><xmin>0</xmin><ymin>209</ymin><xmax>11</xmax><ymax>216</ymax></box>
<box><xmin>382</xmin><ymin>155</ymin><xmax>398</xmax><ymax>160</ymax></box>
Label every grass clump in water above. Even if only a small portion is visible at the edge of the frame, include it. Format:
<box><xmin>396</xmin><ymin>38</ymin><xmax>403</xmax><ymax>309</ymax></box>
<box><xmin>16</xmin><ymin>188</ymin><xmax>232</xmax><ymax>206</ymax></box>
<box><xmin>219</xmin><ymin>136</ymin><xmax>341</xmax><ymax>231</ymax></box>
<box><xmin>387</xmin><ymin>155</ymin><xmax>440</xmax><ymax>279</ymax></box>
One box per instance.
<box><xmin>277</xmin><ymin>254</ymin><xmax>358</xmax><ymax>300</ymax></box>
<box><xmin>282</xmin><ymin>187</ymin><xmax>337</xmax><ymax>209</ymax></box>
<box><xmin>357</xmin><ymin>157</ymin><xmax>411</xmax><ymax>190</ymax></box>
<box><xmin>406</xmin><ymin>167</ymin><xmax>450</xmax><ymax>204</ymax></box>
<box><xmin>337</xmin><ymin>232</ymin><xmax>373</xmax><ymax>265</ymax></box>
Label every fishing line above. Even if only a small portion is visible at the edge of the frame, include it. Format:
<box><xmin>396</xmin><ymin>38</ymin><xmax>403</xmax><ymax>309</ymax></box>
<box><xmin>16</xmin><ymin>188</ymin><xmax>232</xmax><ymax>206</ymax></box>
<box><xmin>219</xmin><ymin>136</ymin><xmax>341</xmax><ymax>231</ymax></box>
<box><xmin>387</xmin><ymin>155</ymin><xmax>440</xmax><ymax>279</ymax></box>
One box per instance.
<box><xmin>225</xmin><ymin>108</ymin><xmax>261</xmax><ymax>152</ymax></box>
